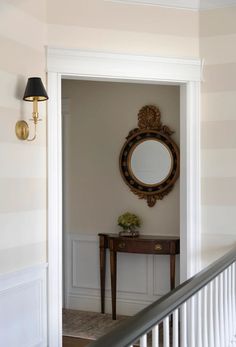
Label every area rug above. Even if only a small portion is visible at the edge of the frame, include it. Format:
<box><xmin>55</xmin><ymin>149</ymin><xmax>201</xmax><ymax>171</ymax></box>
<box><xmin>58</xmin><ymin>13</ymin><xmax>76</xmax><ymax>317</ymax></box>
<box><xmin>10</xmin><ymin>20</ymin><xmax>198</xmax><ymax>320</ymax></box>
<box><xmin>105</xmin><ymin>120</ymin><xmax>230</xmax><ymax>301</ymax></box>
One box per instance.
<box><xmin>63</xmin><ymin>309</ymin><xmax>164</xmax><ymax>346</ymax></box>
<box><xmin>63</xmin><ymin>309</ymin><xmax>128</xmax><ymax>340</ymax></box>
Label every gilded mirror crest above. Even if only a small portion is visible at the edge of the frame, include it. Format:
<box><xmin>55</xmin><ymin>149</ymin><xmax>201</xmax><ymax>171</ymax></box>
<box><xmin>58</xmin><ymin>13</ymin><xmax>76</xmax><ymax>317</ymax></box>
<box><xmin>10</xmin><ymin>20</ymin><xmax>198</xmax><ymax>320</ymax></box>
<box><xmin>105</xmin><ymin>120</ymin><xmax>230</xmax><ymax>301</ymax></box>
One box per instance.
<box><xmin>119</xmin><ymin>105</ymin><xmax>180</xmax><ymax>207</ymax></box>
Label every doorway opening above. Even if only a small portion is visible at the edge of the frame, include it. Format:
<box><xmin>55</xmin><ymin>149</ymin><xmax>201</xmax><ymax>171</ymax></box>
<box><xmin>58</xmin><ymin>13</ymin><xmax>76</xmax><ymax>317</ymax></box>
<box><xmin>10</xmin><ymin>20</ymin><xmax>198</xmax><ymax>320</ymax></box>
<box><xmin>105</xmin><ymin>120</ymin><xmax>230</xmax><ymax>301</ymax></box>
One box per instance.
<box><xmin>47</xmin><ymin>48</ymin><xmax>201</xmax><ymax>347</ymax></box>
<box><xmin>61</xmin><ymin>79</ymin><xmax>181</xmax><ymax>344</ymax></box>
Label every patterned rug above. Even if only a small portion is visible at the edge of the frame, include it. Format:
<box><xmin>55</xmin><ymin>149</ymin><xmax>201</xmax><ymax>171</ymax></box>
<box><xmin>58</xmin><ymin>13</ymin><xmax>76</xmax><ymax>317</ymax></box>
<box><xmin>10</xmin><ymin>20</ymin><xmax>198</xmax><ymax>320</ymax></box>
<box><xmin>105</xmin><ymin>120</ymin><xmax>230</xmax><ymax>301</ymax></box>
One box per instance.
<box><xmin>63</xmin><ymin>309</ymin><xmax>164</xmax><ymax>346</ymax></box>
<box><xmin>63</xmin><ymin>309</ymin><xmax>128</xmax><ymax>341</ymax></box>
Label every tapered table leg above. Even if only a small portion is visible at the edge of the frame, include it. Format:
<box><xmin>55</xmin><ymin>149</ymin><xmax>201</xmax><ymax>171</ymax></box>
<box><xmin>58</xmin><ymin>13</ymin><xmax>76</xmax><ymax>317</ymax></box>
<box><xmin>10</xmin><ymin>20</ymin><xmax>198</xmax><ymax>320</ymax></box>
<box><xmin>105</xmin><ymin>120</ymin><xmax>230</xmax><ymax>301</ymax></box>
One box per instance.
<box><xmin>170</xmin><ymin>254</ymin><xmax>176</xmax><ymax>290</ymax></box>
<box><xmin>99</xmin><ymin>235</ymin><xmax>106</xmax><ymax>314</ymax></box>
<box><xmin>110</xmin><ymin>242</ymin><xmax>117</xmax><ymax>320</ymax></box>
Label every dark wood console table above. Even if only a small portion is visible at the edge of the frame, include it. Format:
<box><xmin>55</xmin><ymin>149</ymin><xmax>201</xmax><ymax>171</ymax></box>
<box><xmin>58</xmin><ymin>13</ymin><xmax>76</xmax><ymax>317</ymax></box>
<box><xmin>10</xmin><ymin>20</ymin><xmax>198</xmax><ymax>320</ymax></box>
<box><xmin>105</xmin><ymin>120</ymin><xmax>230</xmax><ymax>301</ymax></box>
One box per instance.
<box><xmin>99</xmin><ymin>233</ymin><xmax>180</xmax><ymax>320</ymax></box>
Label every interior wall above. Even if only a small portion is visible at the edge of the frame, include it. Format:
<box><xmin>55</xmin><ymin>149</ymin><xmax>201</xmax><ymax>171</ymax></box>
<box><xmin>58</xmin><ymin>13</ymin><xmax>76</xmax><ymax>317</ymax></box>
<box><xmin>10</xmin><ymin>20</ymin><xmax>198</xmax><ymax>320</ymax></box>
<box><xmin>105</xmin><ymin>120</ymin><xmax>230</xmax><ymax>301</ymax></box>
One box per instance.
<box><xmin>0</xmin><ymin>1</ymin><xmax>47</xmax><ymax>273</ymax></box>
<box><xmin>62</xmin><ymin>80</ymin><xmax>180</xmax><ymax>237</ymax></box>
<box><xmin>47</xmin><ymin>0</ymin><xmax>199</xmax><ymax>58</ymax></box>
<box><xmin>62</xmin><ymin>80</ymin><xmax>180</xmax><ymax>314</ymax></box>
<box><xmin>200</xmin><ymin>7</ymin><xmax>236</xmax><ymax>266</ymax></box>
<box><xmin>2</xmin><ymin>0</ymin><xmax>234</xmax><ymax>292</ymax></box>
<box><xmin>0</xmin><ymin>0</ymin><xmax>199</xmax><ymax>275</ymax></box>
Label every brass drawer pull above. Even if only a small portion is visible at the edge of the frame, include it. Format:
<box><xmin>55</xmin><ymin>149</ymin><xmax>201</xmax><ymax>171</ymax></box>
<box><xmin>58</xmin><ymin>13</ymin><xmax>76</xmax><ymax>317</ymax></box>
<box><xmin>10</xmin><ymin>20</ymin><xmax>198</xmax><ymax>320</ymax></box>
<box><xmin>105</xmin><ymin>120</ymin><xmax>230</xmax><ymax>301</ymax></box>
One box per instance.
<box><xmin>154</xmin><ymin>243</ymin><xmax>163</xmax><ymax>251</ymax></box>
<box><xmin>118</xmin><ymin>242</ymin><xmax>126</xmax><ymax>249</ymax></box>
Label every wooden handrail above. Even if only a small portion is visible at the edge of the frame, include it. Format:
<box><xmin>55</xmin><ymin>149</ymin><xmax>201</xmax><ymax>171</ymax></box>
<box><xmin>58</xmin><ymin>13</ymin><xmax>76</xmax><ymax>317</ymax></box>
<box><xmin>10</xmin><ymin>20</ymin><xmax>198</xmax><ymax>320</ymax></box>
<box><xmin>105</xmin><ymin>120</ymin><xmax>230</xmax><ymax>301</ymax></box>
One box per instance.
<box><xmin>88</xmin><ymin>246</ymin><xmax>236</xmax><ymax>347</ymax></box>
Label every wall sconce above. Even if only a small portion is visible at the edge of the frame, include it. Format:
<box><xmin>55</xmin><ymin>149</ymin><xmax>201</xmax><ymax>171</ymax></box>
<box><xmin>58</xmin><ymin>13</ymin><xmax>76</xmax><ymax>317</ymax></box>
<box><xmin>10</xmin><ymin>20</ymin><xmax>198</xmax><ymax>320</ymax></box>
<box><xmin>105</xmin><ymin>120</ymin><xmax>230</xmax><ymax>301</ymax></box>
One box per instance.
<box><xmin>15</xmin><ymin>77</ymin><xmax>48</xmax><ymax>141</ymax></box>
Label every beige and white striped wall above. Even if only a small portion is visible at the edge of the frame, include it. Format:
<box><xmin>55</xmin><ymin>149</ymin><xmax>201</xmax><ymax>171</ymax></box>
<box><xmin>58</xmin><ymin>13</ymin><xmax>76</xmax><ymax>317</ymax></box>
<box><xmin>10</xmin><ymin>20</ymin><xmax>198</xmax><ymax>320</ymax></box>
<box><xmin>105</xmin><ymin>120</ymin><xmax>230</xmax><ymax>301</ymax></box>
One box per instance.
<box><xmin>1</xmin><ymin>0</ymin><xmax>235</xmax><ymax>275</ymax></box>
<box><xmin>0</xmin><ymin>0</ymin><xmax>199</xmax><ymax>275</ymax></box>
<box><xmin>0</xmin><ymin>1</ymin><xmax>47</xmax><ymax>274</ymax></box>
<box><xmin>47</xmin><ymin>0</ymin><xmax>199</xmax><ymax>58</ymax></box>
<box><xmin>200</xmin><ymin>7</ymin><xmax>236</xmax><ymax>266</ymax></box>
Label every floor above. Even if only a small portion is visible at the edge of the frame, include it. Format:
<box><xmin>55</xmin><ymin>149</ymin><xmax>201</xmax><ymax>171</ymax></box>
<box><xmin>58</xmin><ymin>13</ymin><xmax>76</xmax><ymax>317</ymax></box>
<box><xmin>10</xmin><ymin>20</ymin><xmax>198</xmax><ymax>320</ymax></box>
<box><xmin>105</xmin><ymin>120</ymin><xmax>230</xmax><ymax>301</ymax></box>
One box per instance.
<box><xmin>63</xmin><ymin>336</ymin><xmax>90</xmax><ymax>347</ymax></box>
<box><xmin>63</xmin><ymin>309</ymin><xmax>128</xmax><ymax>340</ymax></box>
<box><xmin>62</xmin><ymin>309</ymin><xmax>165</xmax><ymax>347</ymax></box>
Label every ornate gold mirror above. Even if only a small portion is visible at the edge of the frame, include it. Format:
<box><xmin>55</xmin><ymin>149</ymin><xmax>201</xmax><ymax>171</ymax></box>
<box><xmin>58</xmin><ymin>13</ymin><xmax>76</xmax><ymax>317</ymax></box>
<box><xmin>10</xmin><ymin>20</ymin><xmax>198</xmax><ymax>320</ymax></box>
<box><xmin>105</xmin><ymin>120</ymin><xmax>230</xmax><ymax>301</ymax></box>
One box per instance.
<box><xmin>119</xmin><ymin>105</ymin><xmax>179</xmax><ymax>207</ymax></box>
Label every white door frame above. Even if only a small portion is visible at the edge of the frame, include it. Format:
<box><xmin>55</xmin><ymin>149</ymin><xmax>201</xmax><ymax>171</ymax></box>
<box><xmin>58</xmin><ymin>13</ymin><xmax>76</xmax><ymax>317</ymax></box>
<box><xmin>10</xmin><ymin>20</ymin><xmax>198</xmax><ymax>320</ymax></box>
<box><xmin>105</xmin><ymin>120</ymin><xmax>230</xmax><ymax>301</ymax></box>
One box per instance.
<box><xmin>47</xmin><ymin>48</ymin><xmax>201</xmax><ymax>347</ymax></box>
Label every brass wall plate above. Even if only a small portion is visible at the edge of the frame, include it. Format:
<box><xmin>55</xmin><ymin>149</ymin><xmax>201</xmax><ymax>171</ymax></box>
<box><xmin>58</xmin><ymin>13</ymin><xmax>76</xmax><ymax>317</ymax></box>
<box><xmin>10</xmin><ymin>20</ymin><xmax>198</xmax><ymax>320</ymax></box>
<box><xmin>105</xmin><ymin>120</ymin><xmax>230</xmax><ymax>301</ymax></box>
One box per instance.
<box><xmin>15</xmin><ymin>120</ymin><xmax>29</xmax><ymax>140</ymax></box>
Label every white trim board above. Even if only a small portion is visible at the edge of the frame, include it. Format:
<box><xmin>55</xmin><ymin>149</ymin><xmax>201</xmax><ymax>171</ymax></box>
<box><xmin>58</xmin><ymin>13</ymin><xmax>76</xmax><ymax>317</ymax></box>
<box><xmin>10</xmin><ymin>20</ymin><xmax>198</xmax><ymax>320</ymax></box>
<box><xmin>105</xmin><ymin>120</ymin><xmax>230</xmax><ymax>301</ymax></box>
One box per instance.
<box><xmin>47</xmin><ymin>48</ymin><xmax>201</xmax><ymax>82</ymax></box>
<box><xmin>107</xmin><ymin>0</ymin><xmax>236</xmax><ymax>10</ymax></box>
<box><xmin>47</xmin><ymin>47</ymin><xmax>201</xmax><ymax>347</ymax></box>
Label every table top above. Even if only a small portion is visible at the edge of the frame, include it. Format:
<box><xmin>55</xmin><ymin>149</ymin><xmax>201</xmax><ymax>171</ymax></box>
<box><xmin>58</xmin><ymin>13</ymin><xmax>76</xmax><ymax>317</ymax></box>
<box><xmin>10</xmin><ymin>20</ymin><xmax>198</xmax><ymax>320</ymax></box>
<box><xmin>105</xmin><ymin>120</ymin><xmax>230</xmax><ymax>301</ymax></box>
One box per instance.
<box><xmin>98</xmin><ymin>233</ymin><xmax>180</xmax><ymax>241</ymax></box>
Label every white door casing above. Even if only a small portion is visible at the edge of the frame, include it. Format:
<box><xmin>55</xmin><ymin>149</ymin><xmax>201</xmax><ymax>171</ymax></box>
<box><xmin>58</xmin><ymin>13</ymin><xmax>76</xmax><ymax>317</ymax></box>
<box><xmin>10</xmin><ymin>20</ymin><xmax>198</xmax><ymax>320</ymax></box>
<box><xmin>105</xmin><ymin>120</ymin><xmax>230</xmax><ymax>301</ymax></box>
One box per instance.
<box><xmin>47</xmin><ymin>48</ymin><xmax>201</xmax><ymax>347</ymax></box>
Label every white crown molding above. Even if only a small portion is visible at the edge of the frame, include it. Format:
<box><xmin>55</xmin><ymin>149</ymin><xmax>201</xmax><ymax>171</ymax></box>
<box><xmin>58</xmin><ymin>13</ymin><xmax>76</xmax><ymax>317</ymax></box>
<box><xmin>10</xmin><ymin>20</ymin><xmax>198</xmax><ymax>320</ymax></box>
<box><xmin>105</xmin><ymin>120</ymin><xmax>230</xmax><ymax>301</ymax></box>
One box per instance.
<box><xmin>199</xmin><ymin>0</ymin><xmax>236</xmax><ymax>9</ymax></box>
<box><xmin>107</xmin><ymin>0</ymin><xmax>236</xmax><ymax>10</ymax></box>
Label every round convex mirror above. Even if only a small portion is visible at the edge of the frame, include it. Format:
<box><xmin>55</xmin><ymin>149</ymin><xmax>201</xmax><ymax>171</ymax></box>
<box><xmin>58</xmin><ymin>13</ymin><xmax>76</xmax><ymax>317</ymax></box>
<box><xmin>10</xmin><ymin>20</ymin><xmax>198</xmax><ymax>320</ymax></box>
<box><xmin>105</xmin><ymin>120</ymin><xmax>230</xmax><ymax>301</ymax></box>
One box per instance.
<box><xmin>130</xmin><ymin>139</ymin><xmax>172</xmax><ymax>186</ymax></box>
<box><xmin>119</xmin><ymin>104</ymin><xmax>179</xmax><ymax>206</ymax></box>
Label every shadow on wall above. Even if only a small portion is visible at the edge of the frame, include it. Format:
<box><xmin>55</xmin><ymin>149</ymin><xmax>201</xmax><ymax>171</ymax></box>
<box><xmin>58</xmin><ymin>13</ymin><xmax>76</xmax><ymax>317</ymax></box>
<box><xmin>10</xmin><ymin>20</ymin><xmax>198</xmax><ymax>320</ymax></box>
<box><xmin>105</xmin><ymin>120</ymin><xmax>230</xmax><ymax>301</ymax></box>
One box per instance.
<box><xmin>15</xmin><ymin>75</ymin><xmax>27</xmax><ymax>119</ymax></box>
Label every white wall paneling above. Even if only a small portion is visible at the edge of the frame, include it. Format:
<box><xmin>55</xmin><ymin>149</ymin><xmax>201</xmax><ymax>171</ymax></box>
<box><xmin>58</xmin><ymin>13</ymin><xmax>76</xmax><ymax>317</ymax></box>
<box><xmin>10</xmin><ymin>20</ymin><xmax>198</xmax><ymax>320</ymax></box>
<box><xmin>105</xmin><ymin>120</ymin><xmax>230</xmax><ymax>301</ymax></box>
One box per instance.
<box><xmin>64</xmin><ymin>233</ymin><xmax>179</xmax><ymax>315</ymax></box>
<box><xmin>0</xmin><ymin>264</ymin><xmax>47</xmax><ymax>347</ymax></box>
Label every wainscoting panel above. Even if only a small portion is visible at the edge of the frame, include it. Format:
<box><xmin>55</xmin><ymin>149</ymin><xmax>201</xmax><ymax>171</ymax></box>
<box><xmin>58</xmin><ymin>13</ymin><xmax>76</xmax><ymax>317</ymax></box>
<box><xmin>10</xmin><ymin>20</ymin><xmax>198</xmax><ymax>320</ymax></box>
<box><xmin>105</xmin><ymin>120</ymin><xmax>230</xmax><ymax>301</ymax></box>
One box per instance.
<box><xmin>0</xmin><ymin>264</ymin><xmax>47</xmax><ymax>347</ymax></box>
<box><xmin>72</xmin><ymin>238</ymin><xmax>100</xmax><ymax>289</ymax></box>
<box><xmin>64</xmin><ymin>233</ymin><xmax>179</xmax><ymax>315</ymax></box>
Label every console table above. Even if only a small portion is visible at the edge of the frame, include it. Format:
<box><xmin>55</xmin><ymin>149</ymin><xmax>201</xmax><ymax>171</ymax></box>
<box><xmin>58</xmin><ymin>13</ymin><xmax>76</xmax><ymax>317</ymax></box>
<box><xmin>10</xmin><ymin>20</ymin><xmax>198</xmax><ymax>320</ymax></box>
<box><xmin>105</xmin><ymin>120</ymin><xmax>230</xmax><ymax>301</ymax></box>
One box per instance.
<box><xmin>98</xmin><ymin>233</ymin><xmax>180</xmax><ymax>320</ymax></box>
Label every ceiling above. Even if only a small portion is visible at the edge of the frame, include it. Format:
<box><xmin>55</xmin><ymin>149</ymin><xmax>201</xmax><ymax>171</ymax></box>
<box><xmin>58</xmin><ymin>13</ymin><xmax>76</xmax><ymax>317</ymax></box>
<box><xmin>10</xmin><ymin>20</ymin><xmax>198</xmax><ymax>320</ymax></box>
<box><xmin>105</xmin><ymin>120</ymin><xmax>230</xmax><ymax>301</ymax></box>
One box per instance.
<box><xmin>108</xmin><ymin>0</ymin><xmax>236</xmax><ymax>10</ymax></box>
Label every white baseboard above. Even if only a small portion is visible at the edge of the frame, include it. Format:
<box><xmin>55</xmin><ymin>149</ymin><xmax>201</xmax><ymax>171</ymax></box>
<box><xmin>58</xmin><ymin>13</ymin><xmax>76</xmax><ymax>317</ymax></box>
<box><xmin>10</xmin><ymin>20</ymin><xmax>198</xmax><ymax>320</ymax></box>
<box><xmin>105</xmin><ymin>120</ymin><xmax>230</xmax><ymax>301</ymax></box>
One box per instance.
<box><xmin>64</xmin><ymin>233</ymin><xmax>179</xmax><ymax>315</ymax></box>
<box><xmin>66</xmin><ymin>293</ymin><xmax>162</xmax><ymax>316</ymax></box>
<box><xmin>0</xmin><ymin>263</ymin><xmax>48</xmax><ymax>347</ymax></box>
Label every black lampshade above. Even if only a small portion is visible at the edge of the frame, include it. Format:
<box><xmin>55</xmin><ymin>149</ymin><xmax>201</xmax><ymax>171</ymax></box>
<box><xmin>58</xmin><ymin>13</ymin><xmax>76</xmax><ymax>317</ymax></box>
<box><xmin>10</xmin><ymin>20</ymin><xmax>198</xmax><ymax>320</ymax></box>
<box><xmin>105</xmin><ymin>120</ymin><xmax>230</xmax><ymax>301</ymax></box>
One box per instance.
<box><xmin>23</xmin><ymin>77</ymin><xmax>49</xmax><ymax>102</ymax></box>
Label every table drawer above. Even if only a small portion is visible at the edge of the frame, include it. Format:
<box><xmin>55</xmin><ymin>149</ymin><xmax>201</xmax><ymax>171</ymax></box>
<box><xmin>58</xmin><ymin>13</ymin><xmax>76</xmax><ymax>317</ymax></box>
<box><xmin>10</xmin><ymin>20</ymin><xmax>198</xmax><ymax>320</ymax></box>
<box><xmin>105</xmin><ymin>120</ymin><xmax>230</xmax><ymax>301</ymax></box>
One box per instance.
<box><xmin>112</xmin><ymin>239</ymin><xmax>170</xmax><ymax>254</ymax></box>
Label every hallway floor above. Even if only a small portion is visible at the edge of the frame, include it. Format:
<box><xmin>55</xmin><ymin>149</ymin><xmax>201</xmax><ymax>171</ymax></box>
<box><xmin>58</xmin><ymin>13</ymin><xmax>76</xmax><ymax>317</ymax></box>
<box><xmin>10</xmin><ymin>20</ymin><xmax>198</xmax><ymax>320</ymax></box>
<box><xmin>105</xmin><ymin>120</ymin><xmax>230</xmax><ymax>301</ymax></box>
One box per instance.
<box><xmin>63</xmin><ymin>336</ymin><xmax>90</xmax><ymax>347</ymax></box>
<box><xmin>63</xmin><ymin>309</ymin><xmax>165</xmax><ymax>346</ymax></box>
<box><xmin>63</xmin><ymin>309</ymin><xmax>128</xmax><ymax>340</ymax></box>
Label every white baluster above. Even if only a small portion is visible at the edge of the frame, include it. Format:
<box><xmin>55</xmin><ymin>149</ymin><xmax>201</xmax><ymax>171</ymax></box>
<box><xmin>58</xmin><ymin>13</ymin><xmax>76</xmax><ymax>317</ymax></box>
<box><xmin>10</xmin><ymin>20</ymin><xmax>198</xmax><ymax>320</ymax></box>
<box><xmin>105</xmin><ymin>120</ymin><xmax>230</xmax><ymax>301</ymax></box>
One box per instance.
<box><xmin>190</xmin><ymin>296</ymin><xmax>196</xmax><ymax>347</ymax></box>
<box><xmin>197</xmin><ymin>290</ymin><xmax>203</xmax><ymax>347</ymax></box>
<box><xmin>202</xmin><ymin>285</ymin><xmax>208</xmax><ymax>347</ymax></box>
<box><xmin>163</xmin><ymin>316</ymin><xmax>170</xmax><ymax>347</ymax></box>
<box><xmin>173</xmin><ymin>309</ymin><xmax>179</xmax><ymax>347</ymax></box>
<box><xmin>232</xmin><ymin>263</ymin><xmax>236</xmax><ymax>337</ymax></box>
<box><xmin>140</xmin><ymin>334</ymin><xmax>147</xmax><ymax>347</ymax></box>
<box><xmin>208</xmin><ymin>281</ymin><xmax>214</xmax><ymax>347</ymax></box>
<box><xmin>152</xmin><ymin>324</ymin><xmax>159</xmax><ymax>347</ymax></box>
<box><xmin>181</xmin><ymin>302</ymin><xmax>187</xmax><ymax>347</ymax></box>
<box><xmin>213</xmin><ymin>277</ymin><xmax>220</xmax><ymax>347</ymax></box>
<box><xmin>234</xmin><ymin>262</ymin><xmax>236</xmax><ymax>338</ymax></box>
<box><xmin>219</xmin><ymin>272</ymin><xmax>225</xmax><ymax>347</ymax></box>
<box><xmin>232</xmin><ymin>264</ymin><xmax>236</xmax><ymax>346</ymax></box>
<box><xmin>230</xmin><ymin>264</ymin><xmax>236</xmax><ymax>346</ymax></box>
<box><xmin>224</xmin><ymin>269</ymin><xmax>229</xmax><ymax>345</ymax></box>
<box><xmin>228</xmin><ymin>266</ymin><xmax>233</xmax><ymax>343</ymax></box>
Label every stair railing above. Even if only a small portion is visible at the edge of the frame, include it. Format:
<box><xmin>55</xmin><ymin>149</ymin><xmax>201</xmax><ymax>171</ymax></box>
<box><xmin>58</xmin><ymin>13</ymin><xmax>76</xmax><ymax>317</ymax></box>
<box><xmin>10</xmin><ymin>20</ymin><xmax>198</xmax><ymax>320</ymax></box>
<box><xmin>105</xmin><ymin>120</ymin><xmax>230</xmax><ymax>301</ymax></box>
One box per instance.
<box><xmin>88</xmin><ymin>246</ymin><xmax>236</xmax><ymax>347</ymax></box>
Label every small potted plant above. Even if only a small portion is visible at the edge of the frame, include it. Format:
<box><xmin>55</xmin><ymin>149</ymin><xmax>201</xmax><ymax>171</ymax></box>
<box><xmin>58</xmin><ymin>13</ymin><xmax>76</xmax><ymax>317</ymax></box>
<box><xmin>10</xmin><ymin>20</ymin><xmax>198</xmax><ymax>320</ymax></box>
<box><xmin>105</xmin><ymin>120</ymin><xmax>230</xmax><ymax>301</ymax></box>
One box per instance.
<box><xmin>117</xmin><ymin>212</ymin><xmax>141</xmax><ymax>237</ymax></box>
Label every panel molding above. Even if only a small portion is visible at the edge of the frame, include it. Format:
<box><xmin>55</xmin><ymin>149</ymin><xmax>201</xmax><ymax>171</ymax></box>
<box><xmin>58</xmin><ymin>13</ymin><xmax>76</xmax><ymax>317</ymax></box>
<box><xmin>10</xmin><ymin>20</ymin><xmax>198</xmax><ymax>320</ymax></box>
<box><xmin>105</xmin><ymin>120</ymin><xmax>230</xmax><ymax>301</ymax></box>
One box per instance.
<box><xmin>64</xmin><ymin>233</ymin><xmax>177</xmax><ymax>315</ymax></box>
<box><xmin>0</xmin><ymin>264</ymin><xmax>47</xmax><ymax>347</ymax></box>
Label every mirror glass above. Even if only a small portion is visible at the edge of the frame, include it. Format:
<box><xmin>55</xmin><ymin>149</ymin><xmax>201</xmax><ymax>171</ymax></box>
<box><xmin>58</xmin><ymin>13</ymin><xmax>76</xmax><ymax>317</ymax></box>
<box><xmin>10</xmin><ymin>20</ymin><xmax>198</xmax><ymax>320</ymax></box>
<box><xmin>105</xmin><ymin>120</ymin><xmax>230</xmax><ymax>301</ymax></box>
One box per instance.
<box><xmin>130</xmin><ymin>139</ymin><xmax>172</xmax><ymax>185</ymax></box>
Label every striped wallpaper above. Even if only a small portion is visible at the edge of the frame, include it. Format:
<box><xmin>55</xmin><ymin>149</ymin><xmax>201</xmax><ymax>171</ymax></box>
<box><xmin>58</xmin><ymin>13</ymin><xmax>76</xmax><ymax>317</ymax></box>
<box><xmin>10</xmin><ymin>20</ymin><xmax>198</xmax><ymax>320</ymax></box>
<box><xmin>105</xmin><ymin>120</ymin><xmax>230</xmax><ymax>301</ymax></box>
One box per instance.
<box><xmin>200</xmin><ymin>7</ymin><xmax>236</xmax><ymax>266</ymax></box>
<box><xmin>0</xmin><ymin>1</ymin><xmax>47</xmax><ymax>273</ymax></box>
<box><xmin>1</xmin><ymin>0</ymin><xmax>234</xmax><ymax>274</ymax></box>
<box><xmin>0</xmin><ymin>1</ymin><xmax>199</xmax><ymax>275</ymax></box>
<box><xmin>47</xmin><ymin>0</ymin><xmax>199</xmax><ymax>58</ymax></box>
